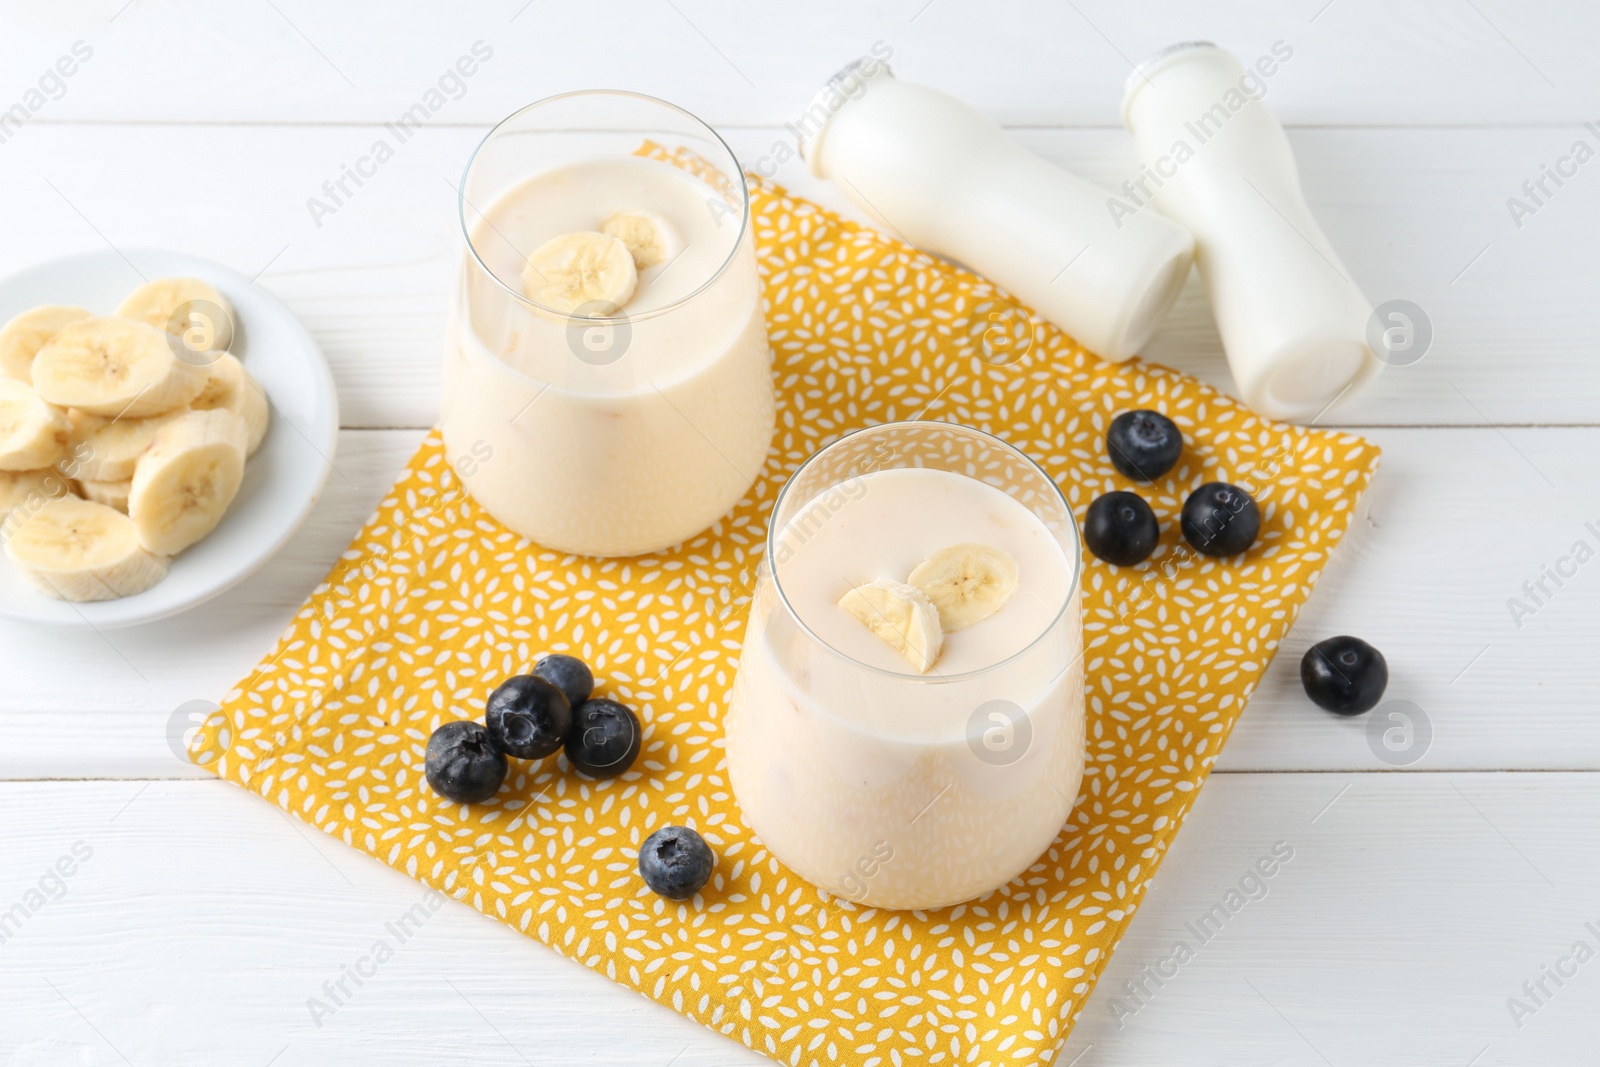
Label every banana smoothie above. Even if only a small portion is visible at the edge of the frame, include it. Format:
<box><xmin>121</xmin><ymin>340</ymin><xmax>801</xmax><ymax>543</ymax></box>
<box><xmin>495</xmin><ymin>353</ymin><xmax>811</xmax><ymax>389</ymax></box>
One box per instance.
<box><xmin>442</xmin><ymin>97</ymin><xmax>774</xmax><ymax>558</ymax></box>
<box><xmin>724</xmin><ymin>424</ymin><xmax>1085</xmax><ymax>911</ymax></box>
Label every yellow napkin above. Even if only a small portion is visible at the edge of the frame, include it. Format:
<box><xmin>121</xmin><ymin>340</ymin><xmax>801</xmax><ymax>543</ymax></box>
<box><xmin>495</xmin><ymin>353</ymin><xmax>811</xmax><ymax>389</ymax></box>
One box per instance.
<box><xmin>199</xmin><ymin>166</ymin><xmax>1378</xmax><ymax>1065</ymax></box>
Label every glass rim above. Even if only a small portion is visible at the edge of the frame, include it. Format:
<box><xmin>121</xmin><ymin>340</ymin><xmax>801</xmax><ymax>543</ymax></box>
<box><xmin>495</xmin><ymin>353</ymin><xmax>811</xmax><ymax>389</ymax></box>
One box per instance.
<box><xmin>765</xmin><ymin>420</ymin><xmax>1084</xmax><ymax>684</ymax></box>
<box><xmin>456</xmin><ymin>88</ymin><xmax>752</xmax><ymax>325</ymax></box>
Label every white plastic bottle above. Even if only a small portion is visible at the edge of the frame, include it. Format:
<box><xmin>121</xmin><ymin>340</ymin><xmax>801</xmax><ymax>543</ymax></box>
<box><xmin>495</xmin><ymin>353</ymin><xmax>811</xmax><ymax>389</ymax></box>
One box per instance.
<box><xmin>801</xmin><ymin>62</ymin><xmax>1194</xmax><ymax>363</ymax></box>
<box><xmin>1121</xmin><ymin>42</ymin><xmax>1381</xmax><ymax>421</ymax></box>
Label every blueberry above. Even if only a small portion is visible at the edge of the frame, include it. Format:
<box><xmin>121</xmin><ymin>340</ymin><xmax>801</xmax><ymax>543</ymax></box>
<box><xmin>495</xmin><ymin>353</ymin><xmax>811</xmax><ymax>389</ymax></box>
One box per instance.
<box><xmin>1084</xmin><ymin>491</ymin><xmax>1160</xmax><ymax>566</ymax></box>
<box><xmin>534</xmin><ymin>653</ymin><xmax>594</xmax><ymax>708</ymax></box>
<box><xmin>1301</xmin><ymin>636</ymin><xmax>1388</xmax><ymax>716</ymax></box>
<box><xmin>1180</xmin><ymin>482</ymin><xmax>1260</xmax><ymax>556</ymax></box>
<box><xmin>424</xmin><ymin>720</ymin><xmax>507</xmax><ymax>804</ymax></box>
<box><xmin>485</xmin><ymin>675</ymin><xmax>571</xmax><ymax>760</ymax></box>
<box><xmin>638</xmin><ymin>825</ymin><xmax>715</xmax><ymax>900</ymax></box>
<box><xmin>1107</xmin><ymin>410</ymin><xmax>1183</xmax><ymax>482</ymax></box>
<box><xmin>565</xmin><ymin>698</ymin><xmax>641</xmax><ymax>778</ymax></box>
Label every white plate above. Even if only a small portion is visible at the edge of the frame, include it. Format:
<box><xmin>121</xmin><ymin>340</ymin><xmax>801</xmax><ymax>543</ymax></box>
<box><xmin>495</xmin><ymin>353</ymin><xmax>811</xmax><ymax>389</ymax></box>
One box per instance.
<box><xmin>0</xmin><ymin>249</ymin><xmax>339</xmax><ymax>629</ymax></box>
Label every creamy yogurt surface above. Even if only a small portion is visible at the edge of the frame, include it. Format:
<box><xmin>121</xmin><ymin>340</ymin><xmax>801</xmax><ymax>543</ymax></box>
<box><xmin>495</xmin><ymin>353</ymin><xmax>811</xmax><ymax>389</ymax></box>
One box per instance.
<box><xmin>773</xmin><ymin>466</ymin><xmax>1072</xmax><ymax>680</ymax></box>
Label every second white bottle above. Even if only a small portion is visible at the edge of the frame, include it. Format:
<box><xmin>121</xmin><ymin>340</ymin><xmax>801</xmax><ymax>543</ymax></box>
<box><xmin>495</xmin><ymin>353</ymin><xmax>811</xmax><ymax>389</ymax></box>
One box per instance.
<box><xmin>1121</xmin><ymin>42</ymin><xmax>1382</xmax><ymax>422</ymax></box>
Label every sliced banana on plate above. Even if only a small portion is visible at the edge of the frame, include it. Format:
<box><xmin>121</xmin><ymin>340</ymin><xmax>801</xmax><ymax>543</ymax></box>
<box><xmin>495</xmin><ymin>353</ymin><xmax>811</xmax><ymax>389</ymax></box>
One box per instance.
<box><xmin>0</xmin><ymin>305</ymin><xmax>93</xmax><ymax>383</ymax></box>
<box><xmin>190</xmin><ymin>352</ymin><xmax>269</xmax><ymax>456</ymax></box>
<box><xmin>32</xmin><ymin>317</ymin><xmax>208</xmax><ymax>418</ymax></box>
<box><xmin>0</xmin><ymin>379</ymin><xmax>72</xmax><ymax>471</ymax></box>
<box><xmin>600</xmin><ymin>211</ymin><xmax>681</xmax><ymax>270</ymax></box>
<box><xmin>521</xmin><ymin>231</ymin><xmax>638</xmax><ymax>315</ymax></box>
<box><xmin>78</xmin><ymin>477</ymin><xmax>132</xmax><ymax>513</ymax></box>
<box><xmin>117</xmin><ymin>276</ymin><xmax>235</xmax><ymax>353</ymax></box>
<box><xmin>68</xmin><ymin>410</ymin><xmax>181</xmax><ymax>482</ymax></box>
<box><xmin>838</xmin><ymin>578</ymin><xmax>945</xmax><ymax>674</ymax></box>
<box><xmin>0</xmin><ymin>468</ymin><xmax>72</xmax><ymax>524</ymax></box>
<box><xmin>0</xmin><ymin>279</ymin><xmax>270</xmax><ymax>603</ymax></box>
<box><xmin>128</xmin><ymin>409</ymin><xmax>248</xmax><ymax>556</ymax></box>
<box><xmin>907</xmin><ymin>542</ymin><xmax>1019</xmax><ymax>631</ymax></box>
<box><xmin>4</xmin><ymin>495</ymin><xmax>169</xmax><ymax>602</ymax></box>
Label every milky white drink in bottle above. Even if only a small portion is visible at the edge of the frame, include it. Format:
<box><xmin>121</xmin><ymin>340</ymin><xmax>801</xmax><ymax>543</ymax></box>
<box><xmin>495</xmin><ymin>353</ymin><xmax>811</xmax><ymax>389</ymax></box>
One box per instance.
<box><xmin>800</xmin><ymin>61</ymin><xmax>1194</xmax><ymax>362</ymax></box>
<box><xmin>724</xmin><ymin>422</ymin><xmax>1085</xmax><ymax>910</ymax></box>
<box><xmin>441</xmin><ymin>92</ymin><xmax>773</xmax><ymax>557</ymax></box>
<box><xmin>1121</xmin><ymin>43</ymin><xmax>1381</xmax><ymax>421</ymax></box>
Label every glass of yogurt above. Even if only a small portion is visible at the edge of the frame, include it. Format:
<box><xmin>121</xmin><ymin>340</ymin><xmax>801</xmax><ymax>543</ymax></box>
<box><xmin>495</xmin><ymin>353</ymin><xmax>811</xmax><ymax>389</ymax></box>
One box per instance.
<box><xmin>725</xmin><ymin>421</ymin><xmax>1085</xmax><ymax>910</ymax></box>
<box><xmin>442</xmin><ymin>91</ymin><xmax>773</xmax><ymax>557</ymax></box>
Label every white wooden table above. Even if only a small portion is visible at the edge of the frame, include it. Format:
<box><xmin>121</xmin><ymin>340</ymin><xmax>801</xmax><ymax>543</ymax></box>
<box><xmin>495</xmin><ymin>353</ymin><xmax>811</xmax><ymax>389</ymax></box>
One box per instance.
<box><xmin>2</xmin><ymin>3</ymin><xmax>1597</xmax><ymax>1063</ymax></box>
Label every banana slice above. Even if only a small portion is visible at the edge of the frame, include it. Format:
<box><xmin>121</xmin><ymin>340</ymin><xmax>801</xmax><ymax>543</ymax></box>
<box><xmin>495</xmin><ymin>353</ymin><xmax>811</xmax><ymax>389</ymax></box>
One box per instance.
<box><xmin>0</xmin><ymin>379</ymin><xmax>72</xmax><ymax>471</ymax></box>
<box><xmin>117</xmin><ymin>277</ymin><xmax>235</xmax><ymax>353</ymax></box>
<box><xmin>600</xmin><ymin>211</ymin><xmax>681</xmax><ymax>270</ymax></box>
<box><xmin>32</xmin><ymin>317</ymin><xmax>208</xmax><ymax>418</ymax></box>
<box><xmin>128</xmin><ymin>409</ymin><xmax>247</xmax><ymax>555</ymax></box>
<box><xmin>190</xmin><ymin>352</ymin><xmax>269</xmax><ymax>456</ymax></box>
<box><xmin>838</xmin><ymin>578</ymin><xmax>944</xmax><ymax>674</ymax></box>
<box><xmin>0</xmin><ymin>305</ymin><xmax>93</xmax><ymax>383</ymax></box>
<box><xmin>521</xmin><ymin>231</ymin><xmax>637</xmax><ymax>315</ymax></box>
<box><xmin>68</xmin><ymin>410</ymin><xmax>182</xmax><ymax>482</ymax></box>
<box><xmin>906</xmin><ymin>543</ymin><xmax>1020</xmax><ymax>632</ymax></box>
<box><xmin>4</xmin><ymin>496</ymin><xmax>169</xmax><ymax>601</ymax></box>
<box><xmin>78</xmin><ymin>477</ymin><xmax>132</xmax><ymax>513</ymax></box>
<box><xmin>0</xmin><ymin>468</ymin><xmax>74</xmax><ymax>524</ymax></box>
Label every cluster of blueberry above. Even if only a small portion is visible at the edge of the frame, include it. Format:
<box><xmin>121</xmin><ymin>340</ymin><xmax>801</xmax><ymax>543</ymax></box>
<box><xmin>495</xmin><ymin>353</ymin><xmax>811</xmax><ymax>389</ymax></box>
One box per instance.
<box><xmin>423</xmin><ymin>654</ymin><xmax>715</xmax><ymax>900</ymax></box>
<box><xmin>1083</xmin><ymin>410</ymin><xmax>1390</xmax><ymax>719</ymax></box>
<box><xmin>424</xmin><ymin>654</ymin><xmax>638</xmax><ymax>803</ymax></box>
<box><xmin>1083</xmin><ymin>409</ymin><xmax>1261</xmax><ymax>567</ymax></box>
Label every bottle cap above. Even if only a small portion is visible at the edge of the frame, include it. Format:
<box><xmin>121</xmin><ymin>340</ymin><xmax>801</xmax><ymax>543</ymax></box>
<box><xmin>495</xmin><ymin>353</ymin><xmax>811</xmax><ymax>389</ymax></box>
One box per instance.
<box><xmin>797</xmin><ymin>58</ymin><xmax>895</xmax><ymax>178</ymax></box>
<box><xmin>1121</xmin><ymin>41</ymin><xmax>1219</xmax><ymax>124</ymax></box>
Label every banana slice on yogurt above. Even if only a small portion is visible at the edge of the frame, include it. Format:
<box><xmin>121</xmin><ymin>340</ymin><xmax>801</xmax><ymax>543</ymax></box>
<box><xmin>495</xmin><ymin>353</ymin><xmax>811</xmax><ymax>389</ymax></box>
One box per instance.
<box><xmin>907</xmin><ymin>543</ymin><xmax>1019</xmax><ymax>631</ymax></box>
<box><xmin>601</xmin><ymin>210</ymin><xmax>681</xmax><ymax>270</ymax></box>
<box><xmin>838</xmin><ymin>578</ymin><xmax>944</xmax><ymax>674</ymax></box>
<box><xmin>521</xmin><ymin>231</ymin><xmax>637</xmax><ymax>315</ymax></box>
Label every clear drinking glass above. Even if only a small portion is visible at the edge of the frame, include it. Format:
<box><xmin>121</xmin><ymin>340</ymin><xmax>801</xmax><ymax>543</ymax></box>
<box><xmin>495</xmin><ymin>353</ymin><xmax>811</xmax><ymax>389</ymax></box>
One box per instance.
<box><xmin>441</xmin><ymin>91</ymin><xmax>773</xmax><ymax>557</ymax></box>
<box><xmin>724</xmin><ymin>421</ymin><xmax>1086</xmax><ymax>910</ymax></box>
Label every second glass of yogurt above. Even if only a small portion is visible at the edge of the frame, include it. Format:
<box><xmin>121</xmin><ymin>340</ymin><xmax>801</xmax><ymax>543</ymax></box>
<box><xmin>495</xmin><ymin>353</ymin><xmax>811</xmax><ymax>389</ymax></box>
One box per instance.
<box><xmin>442</xmin><ymin>91</ymin><xmax>774</xmax><ymax>557</ymax></box>
<box><xmin>725</xmin><ymin>422</ymin><xmax>1085</xmax><ymax>910</ymax></box>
